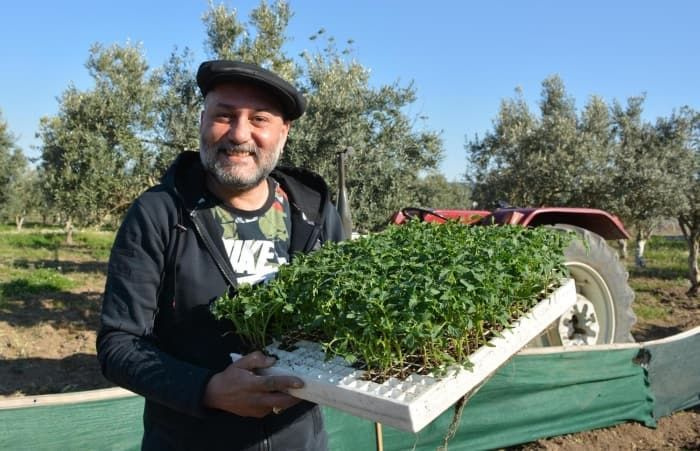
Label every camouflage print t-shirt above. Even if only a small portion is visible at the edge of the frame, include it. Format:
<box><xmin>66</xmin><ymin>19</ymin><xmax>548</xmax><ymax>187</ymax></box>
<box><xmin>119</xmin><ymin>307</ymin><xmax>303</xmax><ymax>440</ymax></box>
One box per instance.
<box><xmin>212</xmin><ymin>178</ymin><xmax>292</xmax><ymax>286</ymax></box>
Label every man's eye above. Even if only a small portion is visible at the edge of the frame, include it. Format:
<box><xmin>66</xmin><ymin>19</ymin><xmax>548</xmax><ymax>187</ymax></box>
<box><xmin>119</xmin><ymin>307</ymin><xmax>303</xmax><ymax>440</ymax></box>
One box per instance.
<box><xmin>252</xmin><ymin>115</ymin><xmax>270</xmax><ymax>124</ymax></box>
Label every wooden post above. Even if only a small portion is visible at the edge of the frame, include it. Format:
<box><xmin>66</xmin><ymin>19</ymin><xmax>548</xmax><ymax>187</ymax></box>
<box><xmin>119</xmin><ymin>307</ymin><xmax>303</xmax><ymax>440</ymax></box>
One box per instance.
<box><xmin>375</xmin><ymin>422</ymin><xmax>384</xmax><ymax>451</ymax></box>
<box><xmin>336</xmin><ymin>147</ymin><xmax>354</xmax><ymax>239</ymax></box>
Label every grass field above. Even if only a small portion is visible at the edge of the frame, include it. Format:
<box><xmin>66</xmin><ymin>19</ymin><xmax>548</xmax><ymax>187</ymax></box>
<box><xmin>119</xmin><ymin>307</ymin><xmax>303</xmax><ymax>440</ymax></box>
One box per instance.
<box><xmin>626</xmin><ymin>236</ymin><xmax>691</xmax><ymax>323</ymax></box>
<box><xmin>0</xmin><ymin>226</ymin><xmax>113</xmax><ymax>300</ymax></box>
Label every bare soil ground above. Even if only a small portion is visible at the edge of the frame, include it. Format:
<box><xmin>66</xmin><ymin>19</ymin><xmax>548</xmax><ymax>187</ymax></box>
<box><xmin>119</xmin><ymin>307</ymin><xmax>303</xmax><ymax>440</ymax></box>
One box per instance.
<box><xmin>0</xmin><ymin>243</ymin><xmax>698</xmax><ymax>449</ymax></box>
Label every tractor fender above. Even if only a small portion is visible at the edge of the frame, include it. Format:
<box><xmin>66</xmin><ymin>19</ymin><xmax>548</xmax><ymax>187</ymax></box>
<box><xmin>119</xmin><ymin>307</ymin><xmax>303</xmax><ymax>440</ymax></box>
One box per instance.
<box><xmin>484</xmin><ymin>208</ymin><xmax>630</xmax><ymax>241</ymax></box>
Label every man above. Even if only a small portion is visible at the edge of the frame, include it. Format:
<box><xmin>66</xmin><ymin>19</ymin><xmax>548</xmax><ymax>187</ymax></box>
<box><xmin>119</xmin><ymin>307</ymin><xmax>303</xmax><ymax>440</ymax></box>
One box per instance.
<box><xmin>97</xmin><ymin>60</ymin><xmax>344</xmax><ymax>450</ymax></box>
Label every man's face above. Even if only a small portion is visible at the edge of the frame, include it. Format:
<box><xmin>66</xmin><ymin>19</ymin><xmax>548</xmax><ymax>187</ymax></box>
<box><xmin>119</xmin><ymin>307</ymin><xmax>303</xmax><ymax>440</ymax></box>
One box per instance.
<box><xmin>199</xmin><ymin>82</ymin><xmax>290</xmax><ymax>191</ymax></box>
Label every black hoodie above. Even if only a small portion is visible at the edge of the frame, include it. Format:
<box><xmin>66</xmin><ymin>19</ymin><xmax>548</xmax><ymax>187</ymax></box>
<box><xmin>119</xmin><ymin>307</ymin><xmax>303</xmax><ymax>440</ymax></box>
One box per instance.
<box><xmin>97</xmin><ymin>151</ymin><xmax>344</xmax><ymax>450</ymax></box>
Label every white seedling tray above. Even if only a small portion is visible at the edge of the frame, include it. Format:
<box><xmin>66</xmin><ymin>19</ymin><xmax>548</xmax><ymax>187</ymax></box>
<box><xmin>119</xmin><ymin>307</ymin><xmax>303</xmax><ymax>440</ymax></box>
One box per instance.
<box><xmin>232</xmin><ymin>278</ymin><xmax>576</xmax><ymax>432</ymax></box>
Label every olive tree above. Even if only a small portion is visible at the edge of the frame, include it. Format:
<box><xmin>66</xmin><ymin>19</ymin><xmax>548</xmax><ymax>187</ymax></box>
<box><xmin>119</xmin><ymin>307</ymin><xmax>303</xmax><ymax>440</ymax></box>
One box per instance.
<box><xmin>38</xmin><ymin>43</ymin><xmax>158</xmax><ymax>241</ymax></box>
<box><xmin>466</xmin><ymin>76</ymin><xmax>614</xmax><ymax>209</ymax></box>
<box><xmin>0</xmin><ymin>111</ymin><xmax>26</xmax><ymax>210</ymax></box>
<box><xmin>608</xmin><ymin>97</ymin><xmax>692</xmax><ymax>266</ymax></box>
<box><xmin>202</xmin><ymin>0</ymin><xmax>297</xmax><ymax>80</ymax></box>
<box><xmin>2</xmin><ymin>167</ymin><xmax>40</xmax><ymax>230</ymax></box>
<box><xmin>289</xmin><ymin>39</ymin><xmax>443</xmax><ymax>231</ymax></box>
<box><xmin>410</xmin><ymin>175</ymin><xmax>473</xmax><ymax>210</ymax></box>
<box><xmin>466</xmin><ymin>79</ymin><xmax>692</xmax><ymax>268</ymax></box>
<box><xmin>152</xmin><ymin>48</ymin><xmax>202</xmax><ymax>177</ymax></box>
<box><xmin>0</xmin><ymin>113</ymin><xmax>37</xmax><ymax>229</ymax></box>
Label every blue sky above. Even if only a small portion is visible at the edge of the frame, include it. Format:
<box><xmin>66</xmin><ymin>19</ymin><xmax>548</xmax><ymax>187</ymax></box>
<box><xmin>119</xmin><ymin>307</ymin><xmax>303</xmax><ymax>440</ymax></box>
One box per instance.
<box><xmin>1</xmin><ymin>1</ymin><xmax>698</xmax><ymax>180</ymax></box>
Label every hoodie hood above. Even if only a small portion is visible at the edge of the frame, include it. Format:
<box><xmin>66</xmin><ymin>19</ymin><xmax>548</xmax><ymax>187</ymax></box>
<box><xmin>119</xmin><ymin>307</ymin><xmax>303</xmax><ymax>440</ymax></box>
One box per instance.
<box><xmin>160</xmin><ymin>151</ymin><xmax>213</xmax><ymax>211</ymax></box>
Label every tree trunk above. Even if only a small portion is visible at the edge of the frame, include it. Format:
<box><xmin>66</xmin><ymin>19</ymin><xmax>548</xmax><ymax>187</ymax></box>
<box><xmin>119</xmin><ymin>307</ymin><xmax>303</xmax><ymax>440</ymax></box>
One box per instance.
<box><xmin>634</xmin><ymin>228</ymin><xmax>651</xmax><ymax>268</ymax></box>
<box><xmin>688</xmin><ymin>238</ymin><xmax>699</xmax><ymax>297</ymax></box>
<box><xmin>617</xmin><ymin>239</ymin><xmax>628</xmax><ymax>259</ymax></box>
<box><xmin>679</xmin><ymin>215</ymin><xmax>700</xmax><ymax>297</ymax></box>
<box><xmin>65</xmin><ymin>217</ymin><xmax>74</xmax><ymax>245</ymax></box>
<box><xmin>15</xmin><ymin>215</ymin><xmax>25</xmax><ymax>231</ymax></box>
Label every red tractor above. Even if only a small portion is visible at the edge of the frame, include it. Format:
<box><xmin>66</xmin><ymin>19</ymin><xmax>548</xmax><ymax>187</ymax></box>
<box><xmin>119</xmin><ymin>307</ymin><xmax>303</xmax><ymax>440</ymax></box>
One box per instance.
<box><xmin>389</xmin><ymin>206</ymin><xmax>636</xmax><ymax>347</ymax></box>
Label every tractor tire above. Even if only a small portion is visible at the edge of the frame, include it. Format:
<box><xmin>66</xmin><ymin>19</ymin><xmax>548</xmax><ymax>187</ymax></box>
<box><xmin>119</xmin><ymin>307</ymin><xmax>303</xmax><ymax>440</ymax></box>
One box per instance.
<box><xmin>529</xmin><ymin>224</ymin><xmax>636</xmax><ymax>347</ymax></box>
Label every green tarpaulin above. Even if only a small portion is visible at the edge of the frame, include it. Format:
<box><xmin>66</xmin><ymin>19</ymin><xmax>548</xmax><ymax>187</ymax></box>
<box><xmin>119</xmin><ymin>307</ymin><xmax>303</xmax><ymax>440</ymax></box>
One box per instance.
<box><xmin>0</xmin><ymin>395</ymin><xmax>144</xmax><ymax>451</ymax></box>
<box><xmin>2</xmin><ymin>342</ymin><xmax>672</xmax><ymax>451</ymax></box>
<box><xmin>646</xmin><ymin>328</ymin><xmax>700</xmax><ymax>418</ymax></box>
<box><xmin>326</xmin><ymin>348</ymin><xmax>655</xmax><ymax>450</ymax></box>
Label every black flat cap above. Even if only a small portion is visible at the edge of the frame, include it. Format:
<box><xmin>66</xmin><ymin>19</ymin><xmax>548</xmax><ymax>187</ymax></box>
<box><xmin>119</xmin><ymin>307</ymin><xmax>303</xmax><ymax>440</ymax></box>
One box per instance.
<box><xmin>196</xmin><ymin>60</ymin><xmax>306</xmax><ymax>120</ymax></box>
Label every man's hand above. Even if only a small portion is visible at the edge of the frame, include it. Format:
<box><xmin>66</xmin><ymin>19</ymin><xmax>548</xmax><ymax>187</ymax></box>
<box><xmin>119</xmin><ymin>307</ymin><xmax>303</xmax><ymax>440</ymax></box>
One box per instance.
<box><xmin>202</xmin><ymin>351</ymin><xmax>304</xmax><ymax>418</ymax></box>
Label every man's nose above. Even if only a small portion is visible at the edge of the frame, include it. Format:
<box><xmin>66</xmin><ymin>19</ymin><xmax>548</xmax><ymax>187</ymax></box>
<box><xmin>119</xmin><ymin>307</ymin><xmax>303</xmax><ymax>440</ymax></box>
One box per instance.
<box><xmin>226</xmin><ymin>117</ymin><xmax>252</xmax><ymax>144</ymax></box>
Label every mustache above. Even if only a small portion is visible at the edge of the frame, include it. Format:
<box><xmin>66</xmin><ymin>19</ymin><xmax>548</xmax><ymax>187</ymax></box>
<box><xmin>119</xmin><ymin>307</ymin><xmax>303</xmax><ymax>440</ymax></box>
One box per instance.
<box><xmin>217</xmin><ymin>143</ymin><xmax>260</xmax><ymax>156</ymax></box>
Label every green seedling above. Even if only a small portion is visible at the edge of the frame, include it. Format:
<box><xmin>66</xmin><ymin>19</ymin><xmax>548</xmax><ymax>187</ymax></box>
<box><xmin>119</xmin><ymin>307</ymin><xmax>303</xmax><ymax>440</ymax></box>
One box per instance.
<box><xmin>212</xmin><ymin>221</ymin><xmax>570</xmax><ymax>380</ymax></box>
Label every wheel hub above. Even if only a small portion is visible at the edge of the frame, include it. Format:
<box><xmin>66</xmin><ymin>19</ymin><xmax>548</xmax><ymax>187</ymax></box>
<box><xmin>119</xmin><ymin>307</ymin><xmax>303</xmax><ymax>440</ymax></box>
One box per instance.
<box><xmin>557</xmin><ymin>294</ymin><xmax>600</xmax><ymax>345</ymax></box>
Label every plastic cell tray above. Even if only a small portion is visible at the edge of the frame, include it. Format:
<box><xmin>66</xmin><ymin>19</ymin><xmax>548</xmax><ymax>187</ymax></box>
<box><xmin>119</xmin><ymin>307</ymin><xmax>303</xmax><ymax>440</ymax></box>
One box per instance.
<box><xmin>233</xmin><ymin>278</ymin><xmax>577</xmax><ymax>432</ymax></box>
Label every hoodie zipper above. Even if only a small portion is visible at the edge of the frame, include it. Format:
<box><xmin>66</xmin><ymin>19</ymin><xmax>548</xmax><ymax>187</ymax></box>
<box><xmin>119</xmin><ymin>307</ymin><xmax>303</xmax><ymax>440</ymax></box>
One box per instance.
<box><xmin>189</xmin><ymin>209</ymin><xmax>239</xmax><ymax>288</ymax></box>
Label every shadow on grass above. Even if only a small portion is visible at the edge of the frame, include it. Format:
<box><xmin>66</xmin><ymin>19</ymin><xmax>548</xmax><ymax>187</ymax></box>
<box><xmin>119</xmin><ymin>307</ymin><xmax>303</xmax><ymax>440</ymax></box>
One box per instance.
<box><xmin>0</xmin><ymin>353</ymin><xmax>114</xmax><ymax>396</ymax></box>
<box><xmin>629</xmin><ymin>266</ymin><xmax>686</xmax><ymax>281</ymax></box>
<box><xmin>633</xmin><ymin>323</ymin><xmax>685</xmax><ymax>342</ymax></box>
<box><xmin>0</xmin><ymin>256</ymin><xmax>107</xmax><ymax>329</ymax></box>
<box><xmin>0</xmin><ymin>289</ymin><xmax>102</xmax><ymax>329</ymax></box>
<box><xmin>11</xmin><ymin>258</ymin><xmax>108</xmax><ymax>274</ymax></box>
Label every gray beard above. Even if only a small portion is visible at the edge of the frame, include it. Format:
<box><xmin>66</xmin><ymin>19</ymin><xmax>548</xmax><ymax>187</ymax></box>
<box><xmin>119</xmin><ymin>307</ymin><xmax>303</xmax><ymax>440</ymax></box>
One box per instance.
<box><xmin>200</xmin><ymin>141</ymin><xmax>282</xmax><ymax>191</ymax></box>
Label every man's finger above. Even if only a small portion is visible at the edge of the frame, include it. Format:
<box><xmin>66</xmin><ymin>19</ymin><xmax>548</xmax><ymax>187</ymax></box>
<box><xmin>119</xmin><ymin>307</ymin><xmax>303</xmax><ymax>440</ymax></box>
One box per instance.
<box><xmin>232</xmin><ymin>351</ymin><xmax>276</xmax><ymax>370</ymax></box>
<box><xmin>261</xmin><ymin>375</ymin><xmax>304</xmax><ymax>392</ymax></box>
